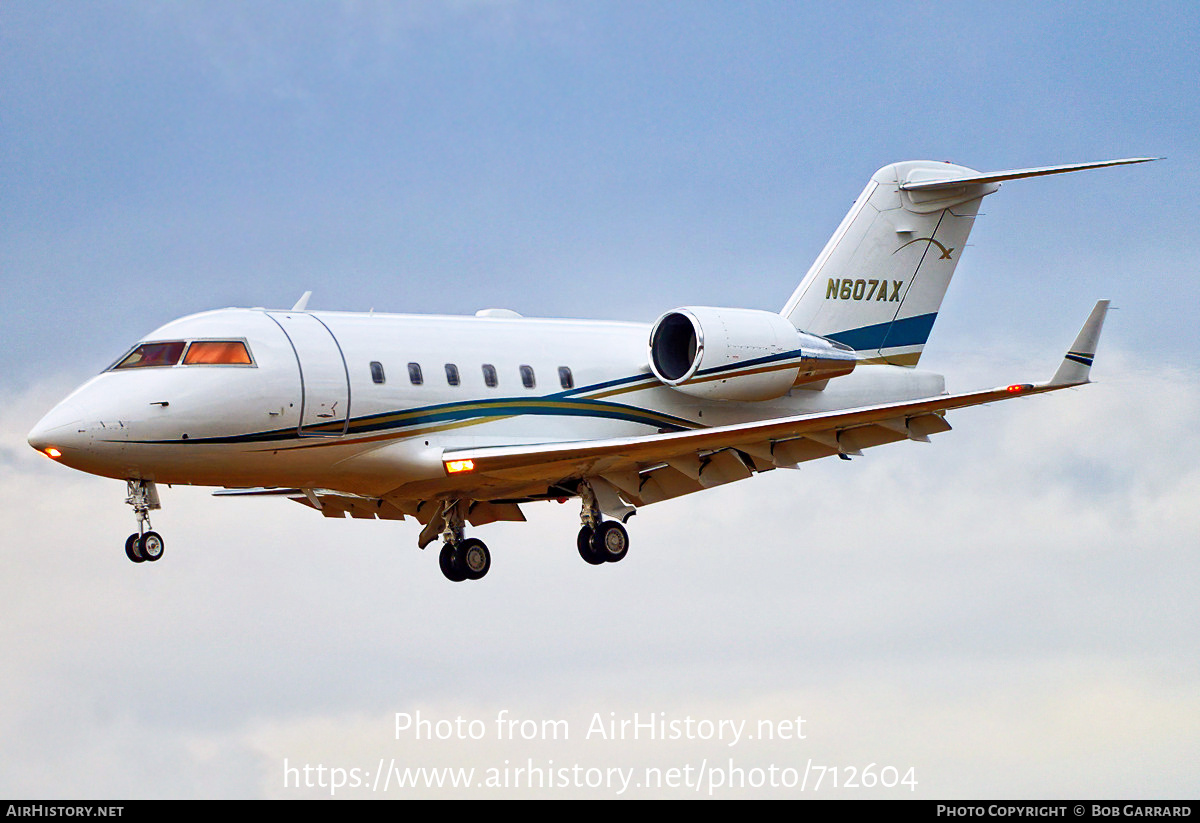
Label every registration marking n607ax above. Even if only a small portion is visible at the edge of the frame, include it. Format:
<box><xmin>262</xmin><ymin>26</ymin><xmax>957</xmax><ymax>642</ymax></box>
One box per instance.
<box><xmin>825</xmin><ymin>278</ymin><xmax>903</xmax><ymax>302</ymax></box>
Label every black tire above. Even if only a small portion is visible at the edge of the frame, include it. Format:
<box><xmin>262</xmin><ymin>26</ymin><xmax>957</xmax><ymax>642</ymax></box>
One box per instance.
<box><xmin>125</xmin><ymin>533</ymin><xmax>145</xmax><ymax>563</ymax></box>
<box><xmin>577</xmin><ymin>525</ymin><xmax>604</xmax><ymax>565</ymax></box>
<box><xmin>458</xmin><ymin>538</ymin><xmax>491</xmax><ymax>581</ymax></box>
<box><xmin>439</xmin><ymin>543</ymin><xmax>466</xmax><ymax>582</ymax></box>
<box><xmin>139</xmin><ymin>531</ymin><xmax>165</xmax><ymax>562</ymax></box>
<box><xmin>593</xmin><ymin>521</ymin><xmax>629</xmax><ymax>563</ymax></box>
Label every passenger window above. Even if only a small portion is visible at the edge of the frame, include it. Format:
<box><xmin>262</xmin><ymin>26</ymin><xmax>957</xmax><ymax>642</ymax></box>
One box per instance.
<box><xmin>520</xmin><ymin>365</ymin><xmax>535</xmax><ymax>389</ymax></box>
<box><xmin>111</xmin><ymin>341</ymin><xmax>186</xmax><ymax>370</ymax></box>
<box><xmin>482</xmin><ymin>364</ymin><xmax>498</xmax><ymax>388</ymax></box>
<box><xmin>370</xmin><ymin>362</ymin><xmax>386</xmax><ymax>384</ymax></box>
<box><xmin>558</xmin><ymin>366</ymin><xmax>574</xmax><ymax>390</ymax></box>
<box><xmin>445</xmin><ymin>364</ymin><xmax>460</xmax><ymax>386</ymax></box>
<box><xmin>408</xmin><ymin>363</ymin><xmax>423</xmax><ymax>385</ymax></box>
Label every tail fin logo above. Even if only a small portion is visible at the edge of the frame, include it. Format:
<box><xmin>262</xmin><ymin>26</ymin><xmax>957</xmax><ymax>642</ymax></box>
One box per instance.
<box><xmin>894</xmin><ymin>236</ymin><xmax>954</xmax><ymax>260</ymax></box>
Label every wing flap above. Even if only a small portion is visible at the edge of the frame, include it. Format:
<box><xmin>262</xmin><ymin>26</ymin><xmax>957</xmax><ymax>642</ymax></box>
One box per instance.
<box><xmin>465</xmin><ymin>501</ymin><xmax>527</xmax><ymax>526</ymax></box>
<box><xmin>773</xmin><ymin>436</ymin><xmax>840</xmax><ymax>464</ymax></box>
<box><xmin>215</xmin><ymin>487</ymin><xmax>411</xmax><ymax>520</ymax></box>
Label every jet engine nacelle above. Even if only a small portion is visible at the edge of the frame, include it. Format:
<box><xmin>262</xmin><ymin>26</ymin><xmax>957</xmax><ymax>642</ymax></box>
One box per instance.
<box><xmin>648</xmin><ymin>306</ymin><xmax>857</xmax><ymax>401</ymax></box>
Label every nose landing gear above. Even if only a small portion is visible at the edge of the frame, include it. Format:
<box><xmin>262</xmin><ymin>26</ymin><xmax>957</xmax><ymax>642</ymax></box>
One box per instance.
<box><xmin>124</xmin><ymin>479</ymin><xmax>164</xmax><ymax>564</ymax></box>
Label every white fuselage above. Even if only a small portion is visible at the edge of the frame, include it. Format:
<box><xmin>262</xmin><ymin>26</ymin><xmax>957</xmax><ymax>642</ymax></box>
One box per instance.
<box><xmin>27</xmin><ymin>307</ymin><xmax>945</xmax><ymax>499</ymax></box>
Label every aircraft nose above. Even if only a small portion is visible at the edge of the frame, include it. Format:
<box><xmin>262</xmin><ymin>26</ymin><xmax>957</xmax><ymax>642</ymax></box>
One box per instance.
<box><xmin>27</xmin><ymin>401</ymin><xmax>86</xmax><ymax>458</ymax></box>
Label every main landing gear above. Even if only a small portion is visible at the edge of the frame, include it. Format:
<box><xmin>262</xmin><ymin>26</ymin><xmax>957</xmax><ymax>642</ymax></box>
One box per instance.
<box><xmin>124</xmin><ymin>479</ymin><xmax>165</xmax><ymax>564</ymax></box>
<box><xmin>575</xmin><ymin>483</ymin><xmax>630</xmax><ymax>566</ymax></box>
<box><xmin>436</xmin><ymin>500</ymin><xmax>491</xmax><ymax>583</ymax></box>
<box><xmin>425</xmin><ymin>486</ymin><xmax>633</xmax><ymax>581</ymax></box>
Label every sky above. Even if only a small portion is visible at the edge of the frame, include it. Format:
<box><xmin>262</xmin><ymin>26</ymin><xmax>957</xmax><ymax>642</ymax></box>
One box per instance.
<box><xmin>2</xmin><ymin>1</ymin><xmax>1197</xmax><ymax>799</ymax></box>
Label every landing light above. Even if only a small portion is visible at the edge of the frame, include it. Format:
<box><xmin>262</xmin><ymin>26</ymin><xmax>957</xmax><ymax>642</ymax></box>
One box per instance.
<box><xmin>446</xmin><ymin>459</ymin><xmax>475</xmax><ymax>474</ymax></box>
<box><xmin>1005</xmin><ymin>384</ymin><xmax>1028</xmax><ymax>394</ymax></box>
<box><xmin>44</xmin><ymin>447</ymin><xmax>62</xmax><ymax>459</ymax></box>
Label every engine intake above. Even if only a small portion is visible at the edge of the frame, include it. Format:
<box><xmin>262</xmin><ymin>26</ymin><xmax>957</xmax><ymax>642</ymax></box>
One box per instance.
<box><xmin>648</xmin><ymin>307</ymin><xmax>856</xmax><ymax>401</ymax></box>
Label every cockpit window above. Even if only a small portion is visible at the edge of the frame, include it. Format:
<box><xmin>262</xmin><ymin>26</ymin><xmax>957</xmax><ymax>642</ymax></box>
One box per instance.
<box><xmin>112</xmin><ymin>341</ymin><xmax>187</xmax><ymax>370</ymax></box>
<box><xmin>183</xmin><ymin>341</ymin><xmax>253</xmax><ymax>365</ymax></box>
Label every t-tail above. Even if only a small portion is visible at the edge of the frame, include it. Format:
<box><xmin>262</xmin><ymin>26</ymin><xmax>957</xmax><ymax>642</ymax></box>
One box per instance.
<box><xmin>780</xmin><ymin>158</ymin><xmax>1156</xmax><ymax>367</ymax></box>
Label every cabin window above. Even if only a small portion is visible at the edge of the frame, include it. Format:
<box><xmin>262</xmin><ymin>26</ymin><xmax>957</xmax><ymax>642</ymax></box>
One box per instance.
<box><xmin>370</xmin><ymin>362</ymin><xmax>386</xmax><ymax>384</ymax></box>
<box><xmin>183</xmin><ymin>340</ymin><xmax>253</xmax><ymax>366</ymax></box>
<box><xmin>408</xmin><ymin>363</ymin><xmax>423</xmax><ymax>385</ymax></box>
<box><xmin>520</xmin><ymin>365</ymin><xmax>536</xmax><ymax>389</ymax></box>
<box><xmin>445</xmin><ymin>364</ymin><xmax>460</xmax><ymax>386</ymax></box>
<box><xmin>111</xmin><ymin>341</ymin><xmax>187</xmax><ymax>370</ymax></box>
<box><xmin>482</xmin><ymin>364</ymin><xmax>498</xmax><ymax>388</ymax></box>
<box><xmin>558</xmin><ymin>366</ymin><xmax>574</xmax><ymax>390</ymax></box>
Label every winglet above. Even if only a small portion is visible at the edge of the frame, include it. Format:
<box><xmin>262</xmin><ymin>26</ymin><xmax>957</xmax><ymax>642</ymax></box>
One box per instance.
<box><xmin>1050</xmin><ymin>300</ymin><xmax>1110</xmax><ymax>386</ymax></box>
<box><xmin>291</xmin><ymin>291</ymin><xmax>313</xmax><ymax>311</ymax></box>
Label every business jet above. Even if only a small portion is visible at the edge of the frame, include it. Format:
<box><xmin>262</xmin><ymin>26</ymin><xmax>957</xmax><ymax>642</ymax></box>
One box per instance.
<box><xmin>27</xmin><ymin>157</ymin><xmax>1153</xmax><ymax>581</ymax></box>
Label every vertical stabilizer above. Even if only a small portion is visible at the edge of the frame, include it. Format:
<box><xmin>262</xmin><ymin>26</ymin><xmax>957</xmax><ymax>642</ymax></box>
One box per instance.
<box><xmin>781</xmin><ymin>157</ymin><xmax>1154</xmax><ymax>367</ymax></box>
<box><xmin>781</xmin><ymin>161</ymin><xmax>995</xmax><ymax>366</ymax></box>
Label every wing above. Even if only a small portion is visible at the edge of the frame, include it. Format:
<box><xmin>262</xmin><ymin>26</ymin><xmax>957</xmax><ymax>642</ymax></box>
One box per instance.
<box><xmin>441</xmin><ymin>383</ymin><xmax>1018</xmax><ymax>504</ymax></box>
<box><xmin>439</xmin><ymin>301</ymin><xmax>1109</xmax><ymax>513</ymax></box>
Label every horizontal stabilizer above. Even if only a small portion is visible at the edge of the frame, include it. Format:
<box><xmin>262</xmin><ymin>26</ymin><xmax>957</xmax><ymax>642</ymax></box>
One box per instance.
<box><xmin>1050</xmin><ymin>300</ymin><xmax>1110</xmax><ymax>386</ymax></box>
<box><xmin>900</xmin><ymin>157</ymin><xmax>1159</xmax><ymax>192</ymax></box>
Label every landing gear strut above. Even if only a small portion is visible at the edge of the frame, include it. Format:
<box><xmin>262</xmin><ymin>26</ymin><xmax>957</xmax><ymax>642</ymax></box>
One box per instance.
<box><xmin>124</xmin><ymin>479</ymin><xmax>164</xmax><ymax>563</ymax></box>
<box><xmin>435</xmin><ymin>500</ymin><xmax>491</xmax><ymax>582</ymax></box>
<box><xmin>576</xmin><ymin>482</ymin><xmax>630</xmax><ymax>565</ymax></box>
